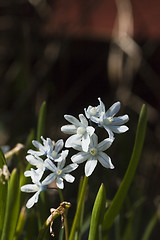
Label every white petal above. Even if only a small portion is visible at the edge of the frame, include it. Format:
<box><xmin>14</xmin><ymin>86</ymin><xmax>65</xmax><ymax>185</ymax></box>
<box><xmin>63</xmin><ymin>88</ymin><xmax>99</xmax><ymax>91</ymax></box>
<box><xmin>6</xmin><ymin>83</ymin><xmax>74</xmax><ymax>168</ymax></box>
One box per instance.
<box><xmin>98</xmin><ymin>98</ymin><xmax>106</xmax><ymax>113</ymax></box>
<box><xmin>45</xmin><ymin>159</ymin><xmax>57</xmax><ymax>172</ymax></box>
<box><xmin>26</xmin><ymin>154</ymin><xmax>43</xmax><ymax>166</ymax></box>
<box><xmin>79</xmin><ymin>114</ymin><xmax>88</xmax><ymax>126</ymax></box>
<box><xmin>55</xmin><ymin>139</ymin><xmax>64</xmax><ymax>153</ymax></box>
<box><xmin>86</xmin><ymin>126</ymin><xmax>95</xmax><ymax>136</ymax></box>
<box><xmin>56</xmin><ymin>177</ymin><xmax>64</xmax><ymax>189</ymax></box>
<box><xmin>85</xmin><ymin>159</ymin><xmax>97</xmax><ymax>177</ymax></box>
<box><xmin>97</xmin><ymin>152</ymin><xmax>114</xmax><ymax>169</ymax></box>
<box><xmin>71</xmin><ymin>152</ymin><xmax>89</xmax><ymax>164</ymax></box>
<box><xmin>65</xmin><ymin>134</ymin><xmax>81</xmax><ymax>148</ymax></box>
<box><xmin>42</xmin><ymin>173</ymin><xmax>56</xmax><ymax>185</ymax></box>
<box><xmin>82</xmin><ymin>133</ymin><xmax>90</xmax><ymax>152</ymax></box>
<box><xmin>106</xmin><ymin>102</ymin><xmax>120</xmax><ymax>117</ymax></box>
<box><xmin>109</xmin><ymin>125</ymin><xmax>129</xmax><ymax>134</ymax></box>
<box><xmin>90</xmin><ymin>134</ymin><xmax>98</xmax><ymax>147</ymax></box>
<box><xmin>26</xmin><ymin>191</ymin><xmax>40</xmax><ymax>209</ymax></box>
<box><xmin>61</xmin><ymin>125</ymin><xmax>77</xmax><ymax>134</ymax></box>
<box><xmin>63</xmin><ymin>163</ymin><xmax>78</xmax><ymax>173</ymax></box>
<box><xmin>32</xmin><ymin>140</ymin><xmax>43</xmax><ymax>151</ymax></box>
<box><xmin>98</xmin><ymin>138</ymin><xmax>113</xmax><ymax>151</ymax></box>
<box><xmin>64</xmin><ymin>115</ymin><xmax>80</xmax><ymax>126</ymax></box>
<box><xmin>63</xmin><ymin>173</ymin><xmax>75</xmax><ymax>183</ymax></box>
<box><xmin>27</xmin><ymin>149</ymin><xmax>42</xmax><ymax>156</ymax></box>
<box><xmin>21</xmin><ymin>184</ymin><xmax>39</xmax><ymax>193</ymax></box>
<box><xmin>112</xmin><ymin>115</ymin><xmax>129</xmax><ymax>125</ymax></box>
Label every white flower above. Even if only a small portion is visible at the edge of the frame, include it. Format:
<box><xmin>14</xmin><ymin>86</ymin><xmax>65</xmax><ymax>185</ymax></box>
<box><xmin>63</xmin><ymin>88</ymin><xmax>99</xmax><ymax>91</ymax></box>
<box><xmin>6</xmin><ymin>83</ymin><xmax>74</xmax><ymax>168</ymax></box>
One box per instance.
<box><xmin>28</xmin><ymin>136</ymin><xmax>53</xmax><ymax>157</ymax></box>
<box><xmin>28</xmin><ymin>137</ymin><xmax>64</xmax><ymax>162</ymax></box>
<box><xmin>71</xmin><ymin>134</ymin><xmax>114</xmax><ymax>177</ymax></box>
<box><xmin>61</xmin><ymin>114</ymin><xmax>95</xmax><ymax>152</ymax></box>
<box><xmin>42</xmin><ymin>150</ymin><xmax>78</xmax><ymax>189</ymax></box>
<box><xmin>26</xmin><ymin>154</ymin><xmax>46</xmax><ymax>174</ymax></box>
<box><xmin>85</xmin><ymin>98</ymin><xmax>129</xmax><ymax>139</ymax></box>
<box><xmin>21</xmin><ymin>168</ymin><xmax>47</xmax><ymax>208</ymax></box>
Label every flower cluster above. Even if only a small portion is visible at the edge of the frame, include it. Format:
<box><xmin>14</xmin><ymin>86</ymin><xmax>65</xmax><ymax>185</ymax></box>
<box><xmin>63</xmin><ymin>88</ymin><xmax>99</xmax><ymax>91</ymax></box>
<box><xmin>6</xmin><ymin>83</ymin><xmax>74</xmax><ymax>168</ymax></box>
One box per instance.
<box><xmin>21</xmin><ymin>98</ymin><xmax>129</xmax><ymax>208</ymax></box>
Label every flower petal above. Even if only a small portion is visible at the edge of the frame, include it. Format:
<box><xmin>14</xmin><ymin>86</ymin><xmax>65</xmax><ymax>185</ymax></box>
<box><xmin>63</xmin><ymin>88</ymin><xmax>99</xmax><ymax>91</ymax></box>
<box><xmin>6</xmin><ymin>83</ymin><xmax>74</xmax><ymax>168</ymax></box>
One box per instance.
<box><xmin>26</xmin><ymin>191</ymin><xmax>41</xmax><ymax>209</ymax></box>
<box><xmin>79</xmin><ymin>114</ymin><xmax>88</xmax><ymax>126</ymax></box>
<box><xmin>32</xmin><ymin>140</ymin><xmax>43</xmax><ymax>151</ymax></box>
<box><xmin>55</xmin><ymin>139</ymin><xmax>64</xmax><ymax>152</ymax></box>
<box><xmin>90</xmin><ymin>133</ymin><xmax>98</xmax><ymax>147</ymax></box>
<box><xmin>42</xmin><ymin>173</ymin><xmax>56</xmax><ymax>185</ymax></box>
<box><xmin>85</xmin><ymin>159</ymin><xmax>97</xmax><ymax>176</ymax></box>
<box><xmin>65</xmin><ymin>134</ymin><xmax>81</xmax><ymax>148</ymax></box>
<box><xmin>56</xmin><ymin>177</ymin><xmax>64</xmax><ymax>189</ymax></box>
<box><xmin>63</xmin><ymin>173</ymin><xmax>75</xmax><ymax>183</ymax></box>
<box><xmin>61</xmin><ymin>125</ymin><xmax>77</xmax><ymax>134</ymax></box>
<box><xmin>71</xmin><ymin>152</ymin><xmax>89</xmax><ymax>164</ymax></box>
<box><xmin>63</xmin><ymin>163</ymin><xmax>78</xmax><ymax>173</ymax></box>
<box><xmin>86</xmin><ymin>126</ymin><xmax>95</xmax><ymax>136</ymax></box>
<box><xmin>97</xmin><ymin>152</ymin><xmax>114</xmax><ymax>169</ymax></box>
<box><xmin>98</xmin><ymin>97</ymin><xmax>106</xmax><ymax>113</ymax></box>
<box><xmin>105</xmin><ymin>102</ymin><xmax>120</xmax><ymax>117</ymax></box>
<box><xmin>82</xmin><ymin>133</ymin><xmax>90</xmax><ymax>152</ymax></box>
<box><xmin>111</xmin><ymin>115</ymin><xmax>129</xmax><ymax>125</ymax></box>
<box><xmin>64</xmin><ymin>115</ymin><xmax>80</xmax><ymax>126</ymax></box>
<box><xmin>44</xmin><ymin>159</ymin><xmax>57</xmax><ymax>172</ymax></box>
<box><xmin>21</xmin><ymin>184</ymin><xmax>39</xmax><ymax>193</ymax></box>
<box><xmin>98</xmin><ymin>138</ymin><xmax>113</xmax><ymax>151</ymax></box>
<box><xmin>109</xmin><ymin>125</ymin><xmax>129</xmax><ymax>134</ymax></box>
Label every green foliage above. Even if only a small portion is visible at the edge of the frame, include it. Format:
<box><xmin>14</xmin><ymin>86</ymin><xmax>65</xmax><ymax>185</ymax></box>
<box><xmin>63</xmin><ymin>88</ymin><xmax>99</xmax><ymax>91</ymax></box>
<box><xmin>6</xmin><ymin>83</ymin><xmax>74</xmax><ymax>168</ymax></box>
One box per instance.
<box><xmin>0</xmin><ymin>150</ymin><xmax>8</xmax><ymax>239</ymax></box>
<box><xmin>102</xmin><ymin>105</ymin><xmax>147</xmax><ymax>235</ymax></box>
<box><xmin>1</xmin><ymin>168</ymin><xmax>21</xmax><ymax>240</ymax></box>
<box><xmin>37</xmin><ymin>101</ymin><xmax>47</xmax><ymax>141</ymax></box>
<box><xmin>88</xmin><ymin>184</ymin><xmax>106</xmax><ymax>240</ymax></box>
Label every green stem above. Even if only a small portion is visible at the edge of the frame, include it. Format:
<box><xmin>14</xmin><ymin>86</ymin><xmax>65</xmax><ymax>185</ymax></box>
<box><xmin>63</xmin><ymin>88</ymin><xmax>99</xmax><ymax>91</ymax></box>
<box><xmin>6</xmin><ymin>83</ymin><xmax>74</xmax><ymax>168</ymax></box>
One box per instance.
<box><xmin>58</xmin><ymin>189</ymin><xmax>69</xmax><ymax>240</ymax></box>
<box><xmin>69</xmin><ymin>176</ymin><xmax>88</xmax><ymax>240</ymax></box>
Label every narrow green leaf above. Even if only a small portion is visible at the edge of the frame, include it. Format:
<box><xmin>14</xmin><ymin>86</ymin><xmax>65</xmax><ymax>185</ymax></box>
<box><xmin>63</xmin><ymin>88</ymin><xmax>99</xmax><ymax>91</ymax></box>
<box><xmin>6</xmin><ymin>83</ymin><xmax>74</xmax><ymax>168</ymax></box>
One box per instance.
<box><xmin>88</xmin><ymin>184</ymin><xmax>106</xmax><ymax>240</ymax></box>
<box><xmin>69</xmin><ymin>176</ymin><xmax>88</xmax><ymax>240</ymax></box>
<box><xmin>0</xmin><ymin>149</ymin><xmax>8</xmax><ymax>239</ymax></box>
<box><xmin>102</xmin><ymin>105</ymin><xmax>147</xmax><ymax>233</ymax></box>
<box><xmin>141</xmin><ymin>212</ymin><xmax>158</xmax><ymax>240</ymax></box>
<box><xmin>13</xmin><ymin>206</ymin><xmax>27</xmax><ymax>240</ymax></box>
<box><xmin>37</xmin><ymin>101</ymin><xmax>47</xmax><ymax>141</ymax></box>
<box><xmin>1</xmin><ymin>168</ymin><xmax>21</xmax><ymax>240</ymax></box>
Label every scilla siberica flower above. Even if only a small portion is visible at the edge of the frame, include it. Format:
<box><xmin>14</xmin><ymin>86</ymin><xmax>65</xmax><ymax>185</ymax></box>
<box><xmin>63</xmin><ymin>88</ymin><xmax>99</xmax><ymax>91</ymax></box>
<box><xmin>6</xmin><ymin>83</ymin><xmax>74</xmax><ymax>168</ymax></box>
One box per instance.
<box><xmin>21</xmin><ymin>168</ymin><xmax>47</xmax><ymax>208</ymax></box>
<box><xmin>85</xmin><ymin>98</ymin><xmax>129</xmax><ymax>139</ymax></box>
<box><xmin>71</xmin><ymin>133</ymin><xmax>114</xmax><ymax>177</ymax></box>
<box><xmin>61</xmin><ymin>114</ymin><xmax>95</xmax><ymax>152</ymax></box>
<box><xmin>28</xmin><ymin>136</ymin><xmax>64</xmax><ymax>161</ymax></box>
<box><xmin>42</xmin><ymin>150</ymin><xmax>78</xmax><ymax>189</ymax></box>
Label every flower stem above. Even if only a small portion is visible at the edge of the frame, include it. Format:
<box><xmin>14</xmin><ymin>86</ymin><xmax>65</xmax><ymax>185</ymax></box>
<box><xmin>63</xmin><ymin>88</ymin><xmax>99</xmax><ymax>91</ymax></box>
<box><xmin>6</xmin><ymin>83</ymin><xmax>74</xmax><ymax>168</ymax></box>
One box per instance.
<box><xmin>69</xmin><ymin>175</ymin><xmax>88</xmax><ymax>240</ymax></box>
<box><xmin>58</xmin><ymin>189</ymin><xmax>69</xmax><ymax>240</ymax></box>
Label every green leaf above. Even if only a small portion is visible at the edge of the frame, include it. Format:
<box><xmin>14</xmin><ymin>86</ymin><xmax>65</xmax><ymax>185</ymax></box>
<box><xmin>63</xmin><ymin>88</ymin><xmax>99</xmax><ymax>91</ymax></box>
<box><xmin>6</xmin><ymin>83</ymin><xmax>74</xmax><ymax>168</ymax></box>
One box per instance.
<box><xmin>37</xmin><ymin>101</ymin><xmax>47</xmax><ymax>141</ymax></box>
<box><xmin>0</xmin><ymin>149</ymin><xmax>8</xmax><ymax>239</ymax></box>
<box><xmin>1</xmin><ymin>168</ymin><xmax>21</xmax><ymax>240</ymax></box>
<box><xmin>102</xmin><ymin>104</ymin><xmax>147</xmax><ymax>233</ymax></box>
<box><xmin>141</xmin><ymin>212</ymin><xmax>158</xmax><ymax>240</ymax></box>
<box><xmin>69</xmin><ymin>176</ymin><xmax>88</xmax><ymax>240</ymax></box>
<box><xmin>88</xmin><ymin>184</ymin><xmax>106</xmax><ymax>240</ymax></box>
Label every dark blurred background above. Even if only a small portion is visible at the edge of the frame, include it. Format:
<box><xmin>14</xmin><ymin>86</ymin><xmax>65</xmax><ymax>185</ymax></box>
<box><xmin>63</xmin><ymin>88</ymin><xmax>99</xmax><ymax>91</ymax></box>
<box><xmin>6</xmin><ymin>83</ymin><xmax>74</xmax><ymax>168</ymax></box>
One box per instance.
<box><xmin>0</xmin><ymin>0</ymin><xmax>160</xmax><ymax>239</ymax></box>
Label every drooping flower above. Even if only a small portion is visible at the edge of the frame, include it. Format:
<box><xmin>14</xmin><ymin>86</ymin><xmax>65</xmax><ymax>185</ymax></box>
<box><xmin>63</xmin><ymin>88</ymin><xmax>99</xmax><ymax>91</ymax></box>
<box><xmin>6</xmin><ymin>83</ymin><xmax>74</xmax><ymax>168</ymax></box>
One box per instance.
<box><xmin>42</xmin><ymin>150</ymin><xmax>78</xmax><ymax>189</ymax></box>
<box><xmin>21</xmin><ymin>168</ymin><xmax>47</xmax><ymax>208</ymax></box>
<box><xmin>71</xmin><ymin>133</ymin><xmax>114</xmax><ymax>177</ymax></box>
<box><xmin>61</xmin><ymin>114</ymin><xmax>95</xmax><ymax>152</ymax></box>
<box><xmin>85</xmin><ymin>98</ymin><xmax>129</xmax><ymax>139</ymax></box>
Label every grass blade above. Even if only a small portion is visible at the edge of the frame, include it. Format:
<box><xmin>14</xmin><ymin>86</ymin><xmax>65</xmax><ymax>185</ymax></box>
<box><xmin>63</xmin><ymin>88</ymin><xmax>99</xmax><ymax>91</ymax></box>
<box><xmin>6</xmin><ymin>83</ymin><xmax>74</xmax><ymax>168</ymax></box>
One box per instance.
<box><xmin>69</xmin><ymin>176</ymin><xmax>88</xmax><ymax>240</ymax></box>
<box><xmin>0</xmin><ymin>149</ymin><xmax>8</xmax><ymax>239</ymax></box>
<box><xmin>88</xmin><ymin>184</ymin><xmax>106</xmax><ymax>240</ymax></box>
<box><xmin>102</xmin><ymin>105</ymin><xmax>147</xmax><ymax>233</ymax></box>
<box><xmin>1</xmin><ymin>168</ymin><xmax>21</xmax><ymax>240</ymax></box>
<box><xmin>37</xmin><ymin>101</ymin><xmax>47</xmax><ymax>141</ymax></box>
